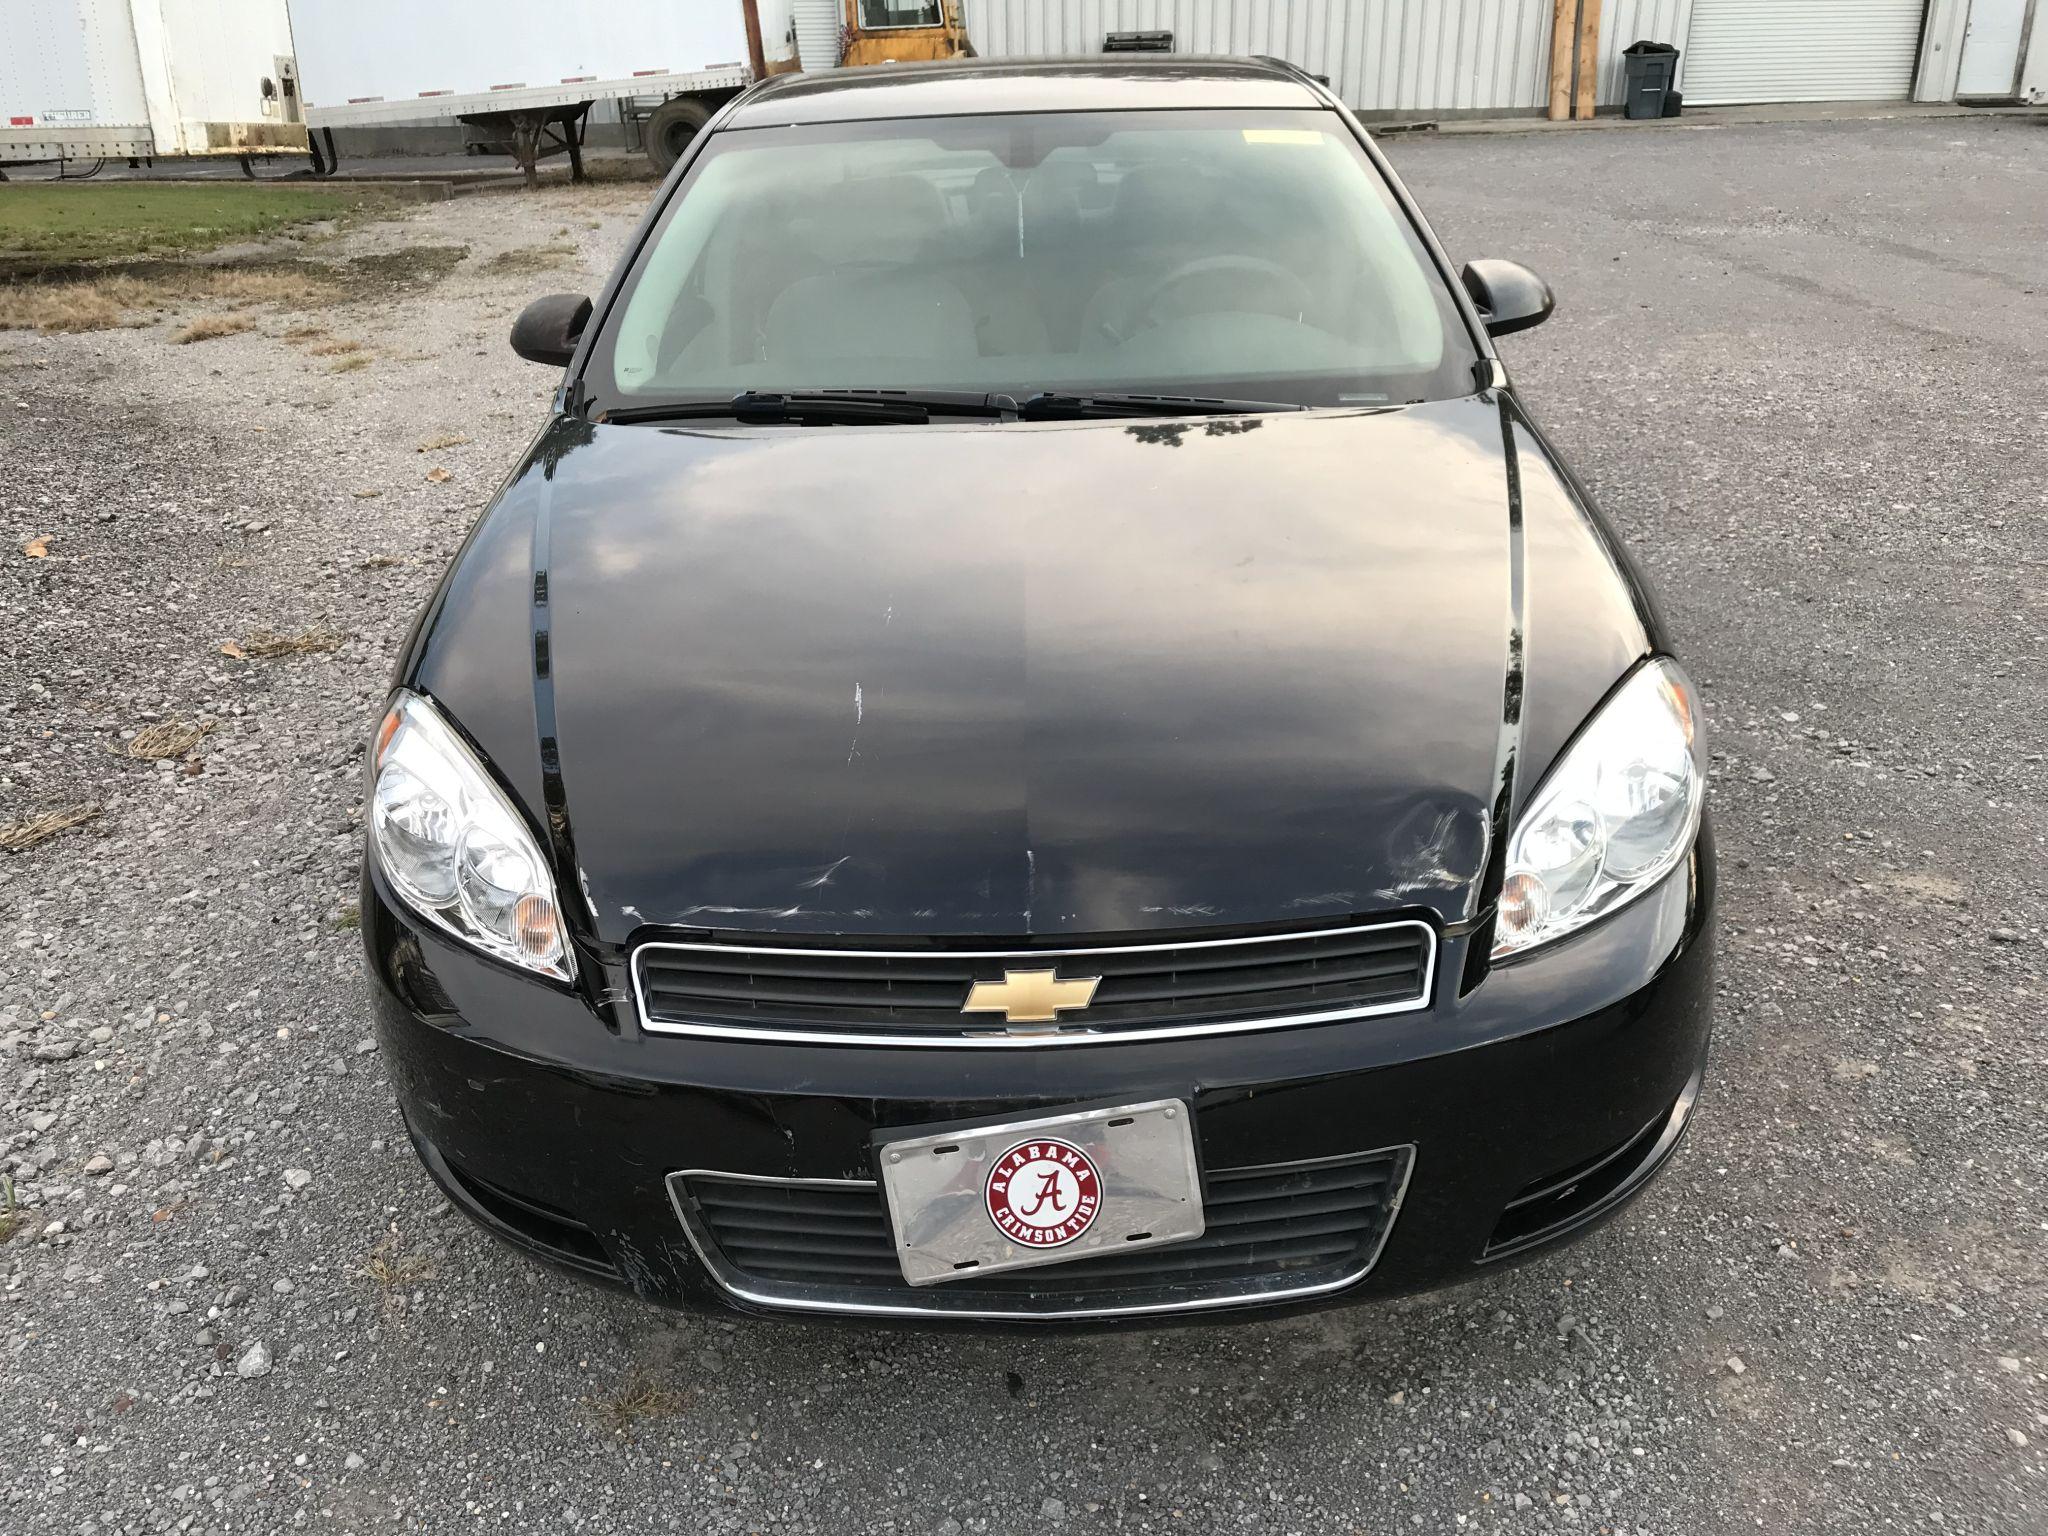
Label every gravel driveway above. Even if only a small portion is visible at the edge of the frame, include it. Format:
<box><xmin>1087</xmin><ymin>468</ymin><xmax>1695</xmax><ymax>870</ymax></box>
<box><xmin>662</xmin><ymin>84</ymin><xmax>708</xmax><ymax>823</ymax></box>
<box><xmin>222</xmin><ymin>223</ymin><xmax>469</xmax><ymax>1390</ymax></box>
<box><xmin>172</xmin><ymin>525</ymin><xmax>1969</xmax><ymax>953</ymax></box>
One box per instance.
<box><xmin>3</xmin><ymin>116</ymin><xmax>2044</xmax><ymax>1536</ymax></box>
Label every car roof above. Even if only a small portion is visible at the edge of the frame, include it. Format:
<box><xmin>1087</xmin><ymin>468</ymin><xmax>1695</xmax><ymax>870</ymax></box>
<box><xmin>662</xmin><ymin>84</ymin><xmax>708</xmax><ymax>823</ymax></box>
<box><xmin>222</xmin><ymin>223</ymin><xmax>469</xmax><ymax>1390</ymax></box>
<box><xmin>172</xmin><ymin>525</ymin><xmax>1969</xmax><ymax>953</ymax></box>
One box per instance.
<box><xmin>725</xmin><ymin>56</ymin><xmax>1328</xmax><ymax>128</ymax></box>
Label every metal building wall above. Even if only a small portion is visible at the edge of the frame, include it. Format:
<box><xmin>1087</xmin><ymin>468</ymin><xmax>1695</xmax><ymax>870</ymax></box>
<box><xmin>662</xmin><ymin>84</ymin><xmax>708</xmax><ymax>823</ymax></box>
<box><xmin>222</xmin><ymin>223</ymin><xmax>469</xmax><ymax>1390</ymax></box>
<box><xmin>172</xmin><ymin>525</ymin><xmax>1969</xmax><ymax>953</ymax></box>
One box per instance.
<box><xmin>792</xmin><ymin>0</ymin><xmax>843</xmax><ymax>71</ymax></box>
<box><xmin>961</xmin><ymin>0</ymin><xmax>1555</xmax><ymax>114</ymax></box>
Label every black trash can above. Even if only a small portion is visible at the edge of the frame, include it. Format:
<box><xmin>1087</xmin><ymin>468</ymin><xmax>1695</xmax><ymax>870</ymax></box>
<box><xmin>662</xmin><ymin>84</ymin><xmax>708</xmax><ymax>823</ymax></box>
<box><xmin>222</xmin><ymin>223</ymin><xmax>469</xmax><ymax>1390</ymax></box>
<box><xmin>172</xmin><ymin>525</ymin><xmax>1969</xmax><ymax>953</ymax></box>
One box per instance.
<box><xmin>1622</xmin><ymin>41</ymin><xmax>1680</xmax><ymax>120</ymax></box>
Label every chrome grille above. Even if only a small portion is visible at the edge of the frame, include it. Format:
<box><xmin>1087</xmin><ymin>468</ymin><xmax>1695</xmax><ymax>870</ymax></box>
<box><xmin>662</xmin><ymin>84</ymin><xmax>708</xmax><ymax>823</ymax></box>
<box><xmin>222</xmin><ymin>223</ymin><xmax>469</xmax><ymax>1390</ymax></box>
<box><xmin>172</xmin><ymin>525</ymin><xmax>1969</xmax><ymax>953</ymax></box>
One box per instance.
<box><xmin>632</xmin><ymin>919</ymin><xmax>1434</xmax><ymax>1046</ymax></box>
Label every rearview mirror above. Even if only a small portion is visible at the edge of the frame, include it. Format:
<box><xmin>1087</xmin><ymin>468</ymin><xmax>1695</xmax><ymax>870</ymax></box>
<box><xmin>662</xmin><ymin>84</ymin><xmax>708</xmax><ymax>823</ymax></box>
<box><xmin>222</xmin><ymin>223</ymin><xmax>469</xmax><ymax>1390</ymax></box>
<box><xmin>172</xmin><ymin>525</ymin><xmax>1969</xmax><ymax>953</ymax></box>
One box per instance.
<box><xmin>510</xmin><ymin>293</ymin><xmax>594</xmax><ymax>366</ymax></box>
<box><xmin>1460</xmin><ymin>260</ymin><xmax>1554</xmax><ymax>338</ymax></box>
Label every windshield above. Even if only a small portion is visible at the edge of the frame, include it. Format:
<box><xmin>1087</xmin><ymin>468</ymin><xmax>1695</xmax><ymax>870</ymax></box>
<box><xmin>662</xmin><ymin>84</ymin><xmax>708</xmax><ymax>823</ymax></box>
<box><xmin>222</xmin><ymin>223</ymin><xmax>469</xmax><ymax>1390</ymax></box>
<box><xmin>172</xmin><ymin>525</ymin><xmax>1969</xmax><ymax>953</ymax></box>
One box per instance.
<box><xmin>585</xmin><ymin>109</ymin><xmax>1479</xmax><ymax>414</ymax></box>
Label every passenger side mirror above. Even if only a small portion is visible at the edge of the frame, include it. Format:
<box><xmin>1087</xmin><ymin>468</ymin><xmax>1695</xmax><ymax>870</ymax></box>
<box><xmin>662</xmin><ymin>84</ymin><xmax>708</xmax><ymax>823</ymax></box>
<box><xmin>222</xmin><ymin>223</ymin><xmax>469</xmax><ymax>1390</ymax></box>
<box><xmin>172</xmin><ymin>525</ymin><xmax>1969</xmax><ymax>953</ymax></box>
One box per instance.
<box><xmin>1460</xmin><ymin>260</ymin><xmax>1554</xmax><ymax>338</ymax></box>
<box><xmin>510</xmin><ymin>293</ymin><xmax>594</xmax><ymax>366</ymax></box>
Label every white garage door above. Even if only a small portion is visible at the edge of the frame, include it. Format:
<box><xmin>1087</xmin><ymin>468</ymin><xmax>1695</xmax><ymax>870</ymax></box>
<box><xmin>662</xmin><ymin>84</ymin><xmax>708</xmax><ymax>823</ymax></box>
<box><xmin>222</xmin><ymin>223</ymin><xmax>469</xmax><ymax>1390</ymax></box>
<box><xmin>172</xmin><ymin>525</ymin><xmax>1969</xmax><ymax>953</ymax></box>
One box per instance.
<box><xmin>1682</xmin><ymin>0</ymin><xmax>1927</xmax><ymax>104</ymax></box>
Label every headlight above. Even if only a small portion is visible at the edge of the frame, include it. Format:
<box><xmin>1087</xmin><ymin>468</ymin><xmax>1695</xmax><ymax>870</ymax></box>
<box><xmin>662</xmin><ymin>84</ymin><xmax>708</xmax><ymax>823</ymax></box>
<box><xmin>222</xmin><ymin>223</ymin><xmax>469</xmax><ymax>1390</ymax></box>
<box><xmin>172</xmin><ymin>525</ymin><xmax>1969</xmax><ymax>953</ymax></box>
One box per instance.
<box><xmin>1493</xmin><ymin>659</ymin><xmax>1703</xmax><ymax>959</ymax></box>
<box><xmin>369</xmin><ymin>692</ymin><xmax>574</xmax><ymax>982</ymax></box>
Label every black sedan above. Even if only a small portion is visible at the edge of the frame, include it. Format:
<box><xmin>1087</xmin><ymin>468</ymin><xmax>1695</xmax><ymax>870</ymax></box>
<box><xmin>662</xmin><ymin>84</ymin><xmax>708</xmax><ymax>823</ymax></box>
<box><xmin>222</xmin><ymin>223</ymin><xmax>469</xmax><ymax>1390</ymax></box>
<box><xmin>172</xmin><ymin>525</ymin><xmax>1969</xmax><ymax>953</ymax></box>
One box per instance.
<box><xmin>362</xmin><ymin>57</ymin><xmax>1713</xmax><ymax>1323</ymax></box>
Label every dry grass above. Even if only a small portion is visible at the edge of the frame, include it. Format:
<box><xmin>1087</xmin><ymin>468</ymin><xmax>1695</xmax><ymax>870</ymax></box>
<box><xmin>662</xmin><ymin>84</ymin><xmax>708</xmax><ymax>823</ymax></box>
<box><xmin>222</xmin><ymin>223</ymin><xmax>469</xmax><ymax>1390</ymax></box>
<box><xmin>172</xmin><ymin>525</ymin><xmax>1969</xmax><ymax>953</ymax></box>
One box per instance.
<box><xmin>222</xmin><ymin>627</ymin><xmax>347</xmax><ymax>659</ymax></box>
<box><xmin>307</xmin><ymin>336</ymin><xmax>364</xmax><ymax>356</ymax></box>
<box><xmin>552</xmin><ymin>157</ymin><xmax>659</xmax><ymax>187</ymax></box>
<box><xmin>281</xmin><ymin>323</ymin><xmax>329</xmax><ymax>343</ymax></box>
<box><xmin>329</xmin><ymin>353</ymin><xmax>373</xmax><ymax>374</ymax></box>
<box><xmin>0</xmin><ymin>802</ymin><xmax>102</xmax><ymax>853</ymax></box>
<box><xmin>206</xmin><ymin>268</ymin><xmax>341</xmax><ymax>308</ymax></box>
<box><xmin>482</xmin><ymin>244</ymin><xmax>579</xmax><ymax>275</ymax></box>
<box><xmin>0</xmin><ymin>281</ymin><xmax>132</xmax><ymax>333</ymax></box>
<box><xmin>125</xmin><ymin>718</ymin><xmax>215</xmax><ymax>760</ymax></box>
<box><xmin>0</xmin><ymin>266</ymin><xmax>347</xmax><ymax>336</ymax></box>
<box><xmin>358</xmin><ymin>1230</ymin><xmax>436</xmax><ymax>1317</ymax></box>
<box><xmin>588</xmin><ymin>1372</ymin><xmax>686</xmax><ymax>1433</ymax></box>
<box><xmin>0</xmin><ymin>1176</ymin><xmax>21</xmax><ymax>1244</ymax></box>
<box><xmin>172</xmin><ymin>313</ymin><xmax>255</xmax><ymax>344</ymax></box>
<box><xmin>416</xmin><ymin>432</ymin><xmax>470</xmax><ymax>453</ymax></box>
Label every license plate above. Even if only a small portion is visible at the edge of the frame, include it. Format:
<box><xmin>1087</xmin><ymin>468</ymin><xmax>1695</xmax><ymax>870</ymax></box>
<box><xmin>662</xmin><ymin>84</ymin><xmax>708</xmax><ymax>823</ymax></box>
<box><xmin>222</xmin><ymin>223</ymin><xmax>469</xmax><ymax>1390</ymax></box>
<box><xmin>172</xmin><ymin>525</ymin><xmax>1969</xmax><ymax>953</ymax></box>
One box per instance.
<box><xmin>876</xmin><ymin>1099</ymin><xmax>1204</xmax><ymax>1286</ymax></box>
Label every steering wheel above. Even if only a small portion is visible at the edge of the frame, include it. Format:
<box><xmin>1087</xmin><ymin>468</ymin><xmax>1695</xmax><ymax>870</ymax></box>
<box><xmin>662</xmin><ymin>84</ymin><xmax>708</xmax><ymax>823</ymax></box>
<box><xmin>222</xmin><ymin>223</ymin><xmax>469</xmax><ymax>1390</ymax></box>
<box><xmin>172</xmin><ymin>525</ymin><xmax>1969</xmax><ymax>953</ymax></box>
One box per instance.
<box><xmin>1128</xmin><ymin>255</ymin><xmax>1315</xmax><ymax>336</ymax></box>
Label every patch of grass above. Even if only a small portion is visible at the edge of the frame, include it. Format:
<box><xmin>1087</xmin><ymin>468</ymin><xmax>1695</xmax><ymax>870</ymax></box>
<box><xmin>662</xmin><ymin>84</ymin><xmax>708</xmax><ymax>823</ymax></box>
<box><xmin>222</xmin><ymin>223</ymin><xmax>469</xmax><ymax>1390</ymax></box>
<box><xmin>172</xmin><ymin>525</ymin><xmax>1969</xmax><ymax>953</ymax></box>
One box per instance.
<box><xmin>306</xmin><ymin>336</ymin><xmax>364</xmax><ymax>356</ymax></box>
<box><xmin>328</xmin><ymin>353</ymin><xmax>373</xmax><ymax>373</ymax></box>
<box><xmin>333</xmin><ymin>902</ymin><xmax>361</xmax><ymax>931</ymax></box>
<box><xmin>482</xmin><ymin>244</ymin><xmax>578</xmax><ymax>275</ymax></box>
<box><xmin>223</xmin><ymin>627</ymin><xmax>348</xmax><ymax>659</ymax></box>
<box><xmin>0</xmin><ymin>802</ymin><xmax>102</xmax><ymax>853</ymax></box>
<box><xmin>0</xmin><ymin>1176</ymin><xmax>21</xmax><ymax>1243</ymax></box>
<box><xmin>416</xmin><ymin>432</ymin><xmax>470</xmax><ymax>453</ymax></box>
<box><xmin>281</xmin><ymin>323</ymin><xmax>329</xmax><ymax>343</ymax></box>
<box><xmin>171</xmin><ymin>313</ymin><xmax>254</xmax><ymax>344</ymax></box>
<box><xmin>589</xmin><ymin>1372</ymin><xmax>686</xmax><ymax>1434</ymax></box>
<box><xmin>0</xmin><ymin>183</ymin><xmax>393</xmax><ymax>265</ymax></box>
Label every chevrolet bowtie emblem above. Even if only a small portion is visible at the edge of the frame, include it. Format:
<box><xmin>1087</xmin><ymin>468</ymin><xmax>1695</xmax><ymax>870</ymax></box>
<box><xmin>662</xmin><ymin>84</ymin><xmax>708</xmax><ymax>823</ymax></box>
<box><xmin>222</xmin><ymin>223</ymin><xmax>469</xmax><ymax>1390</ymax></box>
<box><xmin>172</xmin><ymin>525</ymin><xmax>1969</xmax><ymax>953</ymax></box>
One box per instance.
<box><xmin>962</xmin><ymin>968</ymin><xmax>1102</xmax><ymax>1026</ymax></box>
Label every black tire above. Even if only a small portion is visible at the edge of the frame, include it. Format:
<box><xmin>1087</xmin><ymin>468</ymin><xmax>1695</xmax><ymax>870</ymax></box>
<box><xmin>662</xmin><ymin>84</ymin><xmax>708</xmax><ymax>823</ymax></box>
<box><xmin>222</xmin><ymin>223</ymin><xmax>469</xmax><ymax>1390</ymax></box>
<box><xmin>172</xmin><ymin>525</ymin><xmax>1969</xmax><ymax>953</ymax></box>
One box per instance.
<box><xmin>645</xmin><ymin>96</ymin><xmax>712</xmax><ymax>174</ymax></box>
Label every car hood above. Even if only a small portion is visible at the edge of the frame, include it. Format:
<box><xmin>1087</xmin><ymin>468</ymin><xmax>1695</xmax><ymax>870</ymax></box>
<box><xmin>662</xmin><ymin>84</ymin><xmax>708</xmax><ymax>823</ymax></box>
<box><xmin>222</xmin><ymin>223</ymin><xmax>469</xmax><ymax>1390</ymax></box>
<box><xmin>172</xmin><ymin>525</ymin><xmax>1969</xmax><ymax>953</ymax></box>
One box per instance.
<box><xmin>407</xmin><ymin>395</ymin><xmax>1654</xmax><ymax>946</ymax></box>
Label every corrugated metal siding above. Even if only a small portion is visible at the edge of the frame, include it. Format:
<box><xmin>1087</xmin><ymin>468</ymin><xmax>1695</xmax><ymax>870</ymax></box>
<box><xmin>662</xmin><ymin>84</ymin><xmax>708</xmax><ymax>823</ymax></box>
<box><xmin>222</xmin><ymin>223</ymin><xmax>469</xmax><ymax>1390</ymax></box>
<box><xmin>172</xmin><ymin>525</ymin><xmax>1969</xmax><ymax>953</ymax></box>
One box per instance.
<box><xmin>1682</xmin><ymin>0</ymin><xmax>1927</xmax><ymax>104</ymax></box>
<box><xmin>1594</xmin><ymin>0</ymin><xmax>1692</xmax><ymax>105</ymax></box>
<box><xmin>793</xmin><ymin>0</ymin><xmax>843</xmax><ymax>71</ymax></box>
<box><xmin>962</xmin><ymin>0</ymin><xmax>1554</xmax><ymax>113</ymax></box>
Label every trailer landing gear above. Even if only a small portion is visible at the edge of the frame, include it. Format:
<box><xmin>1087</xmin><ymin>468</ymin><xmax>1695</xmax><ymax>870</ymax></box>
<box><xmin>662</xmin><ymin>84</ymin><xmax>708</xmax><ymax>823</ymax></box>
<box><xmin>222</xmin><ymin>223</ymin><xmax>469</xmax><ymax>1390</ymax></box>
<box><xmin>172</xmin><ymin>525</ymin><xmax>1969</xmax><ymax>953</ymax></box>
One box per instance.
<box><xmin>307</xmin><ymin>127</ymin><xmax>339</xmax><ymax>178</ymax></box>
<box><xmin>459</xmin><ymin>103</ymin><xmax>591</xmax><ymax>188</ymax></box>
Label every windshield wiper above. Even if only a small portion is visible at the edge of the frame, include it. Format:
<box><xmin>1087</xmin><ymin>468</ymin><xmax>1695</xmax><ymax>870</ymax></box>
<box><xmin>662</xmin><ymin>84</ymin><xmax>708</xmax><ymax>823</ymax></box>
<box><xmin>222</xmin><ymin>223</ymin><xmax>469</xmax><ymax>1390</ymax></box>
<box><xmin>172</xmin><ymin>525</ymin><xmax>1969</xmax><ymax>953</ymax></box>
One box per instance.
<box><xmin>1014</xmin><ymin>391</ymin><xmax>1308</xmax><ymax>421</ymax></box>
<box><xmin>599</xmin><ymin>389</ymin><xmax>1306</xmax><ymax>427</ymax></box>
<box><xmin>601</xmin><ymin>389</ymin><xmax>1010</xmax><ymax>427</ymax></box>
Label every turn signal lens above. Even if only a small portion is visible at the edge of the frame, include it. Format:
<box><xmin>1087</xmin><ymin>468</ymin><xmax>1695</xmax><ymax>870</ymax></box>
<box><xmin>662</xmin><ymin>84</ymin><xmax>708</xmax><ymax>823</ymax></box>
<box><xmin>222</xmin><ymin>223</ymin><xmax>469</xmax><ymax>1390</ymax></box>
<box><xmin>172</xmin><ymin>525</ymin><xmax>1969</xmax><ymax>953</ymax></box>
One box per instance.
<box><xmin>513</xmin><ymin>894</ymin><xmax>563</xmax><ymax>965</ymax></box>
<box><xmin>367</xmin><ymin>692</ymin><xmax>574</xmax><ymax>982</ymax></box>
<box><xmin>1492</xmin><ymin>660</ymin><xmax>1703</xmax><ymax>959</ymax></box>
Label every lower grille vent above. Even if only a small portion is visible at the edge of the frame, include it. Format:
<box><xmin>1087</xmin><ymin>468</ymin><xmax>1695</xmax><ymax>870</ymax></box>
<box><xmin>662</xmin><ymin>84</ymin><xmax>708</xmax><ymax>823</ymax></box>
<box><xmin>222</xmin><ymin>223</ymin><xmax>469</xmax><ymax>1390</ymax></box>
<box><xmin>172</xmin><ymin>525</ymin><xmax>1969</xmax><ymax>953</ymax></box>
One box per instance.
<box><xmin>672</xmin><ymin>1147</ymin><xmax>1412</xmax><ymax>1318</ymax></box>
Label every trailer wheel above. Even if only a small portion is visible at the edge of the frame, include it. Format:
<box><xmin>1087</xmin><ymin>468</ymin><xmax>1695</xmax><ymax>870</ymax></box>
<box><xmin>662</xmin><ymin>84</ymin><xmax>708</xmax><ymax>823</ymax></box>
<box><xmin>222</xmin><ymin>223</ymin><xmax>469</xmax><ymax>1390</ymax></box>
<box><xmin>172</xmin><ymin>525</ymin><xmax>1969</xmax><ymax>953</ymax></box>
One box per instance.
<box><xmin>645</xmin><ymin>97</ymin><xmax>712</xmax><ymax>173</ymax></box>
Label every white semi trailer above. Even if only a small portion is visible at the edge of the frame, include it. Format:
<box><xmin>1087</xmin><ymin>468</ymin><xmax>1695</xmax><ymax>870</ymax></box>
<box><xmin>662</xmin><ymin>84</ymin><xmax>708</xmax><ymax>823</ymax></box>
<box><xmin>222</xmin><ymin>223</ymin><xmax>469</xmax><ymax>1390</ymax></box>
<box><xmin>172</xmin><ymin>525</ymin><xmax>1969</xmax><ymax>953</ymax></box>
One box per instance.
<box><xmin>0</xmin><ymin>0</ymin><xmax>306</xmax><ymax>171</ymax></box>
<box><xmin>284</xmin><ymin>0</ymin><xmax>800</xmax><ymax>182</ymax></box>
<box><xmin>285</xmin><ymin>1</ymin><xmax>976</xmax><ymax>182</ymax></box>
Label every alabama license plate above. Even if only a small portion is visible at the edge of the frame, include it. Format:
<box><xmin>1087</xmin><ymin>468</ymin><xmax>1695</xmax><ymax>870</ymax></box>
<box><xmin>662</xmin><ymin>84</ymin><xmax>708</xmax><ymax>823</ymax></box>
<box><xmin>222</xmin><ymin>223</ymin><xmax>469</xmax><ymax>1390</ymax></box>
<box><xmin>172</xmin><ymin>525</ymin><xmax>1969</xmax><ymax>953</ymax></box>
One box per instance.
<box><xmin>876</xmin><ymin>1099</ymin><xmax>1204</xmax><ymax>1286</ymax></box>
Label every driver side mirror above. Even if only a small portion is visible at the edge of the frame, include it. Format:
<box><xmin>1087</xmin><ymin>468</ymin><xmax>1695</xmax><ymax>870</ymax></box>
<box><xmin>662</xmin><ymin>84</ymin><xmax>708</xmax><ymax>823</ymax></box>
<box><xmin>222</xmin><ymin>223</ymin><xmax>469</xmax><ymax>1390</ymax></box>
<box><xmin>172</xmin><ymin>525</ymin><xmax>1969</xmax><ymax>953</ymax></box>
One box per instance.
<box><xmin>1460</xmin><ymin>260</ymin><xmax>1554</xmax><ymax>337</ymax></box>
<box><xmin>510</xmin><ymin>293</ymin><xmax>593</xmax><ymax>366</ymax></box>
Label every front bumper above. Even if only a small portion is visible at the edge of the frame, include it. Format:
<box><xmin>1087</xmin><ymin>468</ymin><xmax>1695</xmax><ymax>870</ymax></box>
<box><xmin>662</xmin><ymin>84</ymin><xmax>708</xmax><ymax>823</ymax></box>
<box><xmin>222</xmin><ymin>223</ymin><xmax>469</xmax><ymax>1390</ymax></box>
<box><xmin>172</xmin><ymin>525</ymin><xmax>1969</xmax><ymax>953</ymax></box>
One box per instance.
<box><xmin>362</xmin><ymin>825</ymin><xmax>1715</xmax><ymax>1325</ymax></box>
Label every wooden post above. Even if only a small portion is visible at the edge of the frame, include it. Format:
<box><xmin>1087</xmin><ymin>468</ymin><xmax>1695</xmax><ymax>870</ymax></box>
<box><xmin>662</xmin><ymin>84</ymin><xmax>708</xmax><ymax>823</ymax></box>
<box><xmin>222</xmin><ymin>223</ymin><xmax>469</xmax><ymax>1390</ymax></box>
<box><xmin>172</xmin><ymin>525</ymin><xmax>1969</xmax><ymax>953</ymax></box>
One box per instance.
<box><xmin>1575</xmin><ymin>0</ymin><xmax>1604</xmax><ymax>120</ymax></box>
<box><xmin>1548</xmin><ymin>0</ymin><xmax>1576</xmax><ymax>120</ymax></box>
<box><xmin>740</xmin><ymin>0</ymin><xmax>768</xmax><ymax>81</ymax></box>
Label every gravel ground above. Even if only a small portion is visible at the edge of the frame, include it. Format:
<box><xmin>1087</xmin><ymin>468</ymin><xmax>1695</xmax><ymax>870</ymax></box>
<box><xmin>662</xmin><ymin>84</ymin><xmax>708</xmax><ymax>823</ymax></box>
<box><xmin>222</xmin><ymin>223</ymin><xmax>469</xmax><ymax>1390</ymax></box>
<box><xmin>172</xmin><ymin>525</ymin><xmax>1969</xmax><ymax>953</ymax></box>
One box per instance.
<box><xmin>2</xmin><ymin>116</ymin><xmax>2045</xmax><ymax>1536</ymax></box>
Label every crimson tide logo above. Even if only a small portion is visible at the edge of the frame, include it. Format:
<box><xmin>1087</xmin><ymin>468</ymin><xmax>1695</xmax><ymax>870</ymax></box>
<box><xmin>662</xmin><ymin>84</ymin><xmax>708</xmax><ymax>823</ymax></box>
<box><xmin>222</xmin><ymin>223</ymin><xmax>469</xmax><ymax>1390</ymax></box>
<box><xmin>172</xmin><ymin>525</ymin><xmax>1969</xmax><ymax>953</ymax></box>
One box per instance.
<box><xmin>984</xmin><ymin>1138</ymin><xmax>1101</xmax><ymax>1248</ymax></box>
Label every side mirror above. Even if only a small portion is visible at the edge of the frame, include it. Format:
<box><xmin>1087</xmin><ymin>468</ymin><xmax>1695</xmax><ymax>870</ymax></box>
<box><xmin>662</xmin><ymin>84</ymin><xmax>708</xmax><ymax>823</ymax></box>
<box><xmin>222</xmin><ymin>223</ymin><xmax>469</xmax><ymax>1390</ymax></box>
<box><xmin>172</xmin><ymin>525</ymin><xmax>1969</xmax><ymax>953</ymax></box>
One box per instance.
<box><xmin>510</xmin><ymin>293</ymin><xmax>593</xmax><ymax>366</ymax></box>
<box><xmin>1460</xmin><ymin>260</ymin><xmax>1554</xmax><ymax>338</ymax></box>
